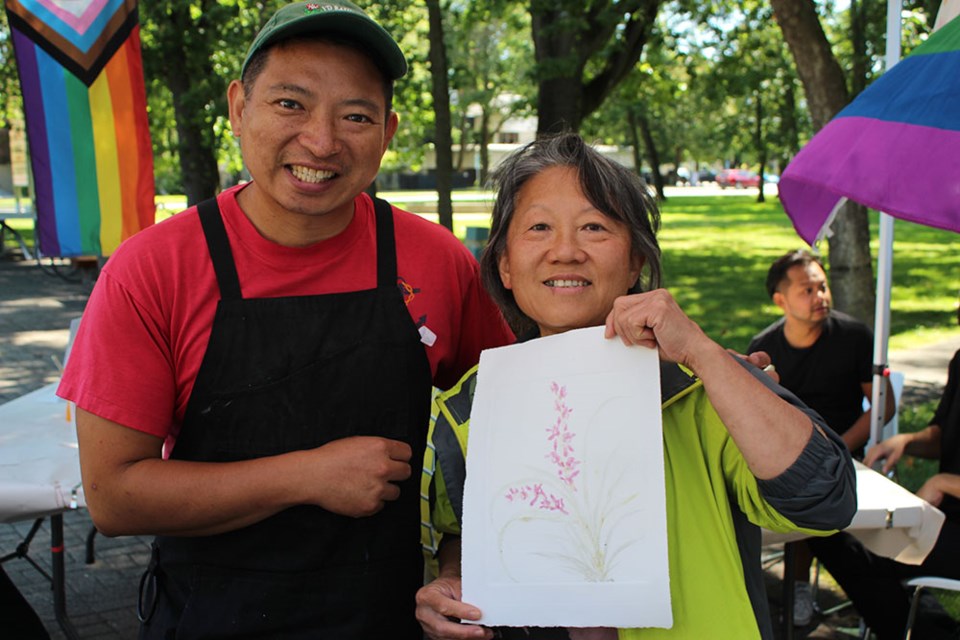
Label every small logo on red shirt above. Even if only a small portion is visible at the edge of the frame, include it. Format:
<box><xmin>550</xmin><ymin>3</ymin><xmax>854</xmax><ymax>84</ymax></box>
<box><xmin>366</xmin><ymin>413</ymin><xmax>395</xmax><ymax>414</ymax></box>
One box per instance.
<box><xmin>397</xmin><ymin>276</ymin><xmax>420</xmax><ymax>305</ymax></box>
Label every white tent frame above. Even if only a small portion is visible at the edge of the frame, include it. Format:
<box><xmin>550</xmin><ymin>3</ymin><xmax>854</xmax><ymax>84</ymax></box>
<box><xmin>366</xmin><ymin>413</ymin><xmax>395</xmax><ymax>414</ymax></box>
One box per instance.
<box><xmin>867</xmin><ymin>0</ymin><xmax>902</xmax><ymax>450</ymax></box>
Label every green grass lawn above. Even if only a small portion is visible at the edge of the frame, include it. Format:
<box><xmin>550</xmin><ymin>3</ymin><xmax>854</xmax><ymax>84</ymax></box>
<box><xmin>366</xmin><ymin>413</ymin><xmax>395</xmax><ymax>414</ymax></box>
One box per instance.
<box><xmin>5</xmin><ymin>191</ymin><xmax>957</xmax><ymax>354</ymax></box>
<box><xmin>897</xmin><ymin>399</ymin><xmax>942</xmax><ymax>494</ymax></box>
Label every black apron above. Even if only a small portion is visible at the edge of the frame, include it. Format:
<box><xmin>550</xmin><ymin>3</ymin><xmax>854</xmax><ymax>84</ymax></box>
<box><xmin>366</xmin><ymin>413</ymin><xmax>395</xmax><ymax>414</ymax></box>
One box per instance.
<box><xmin>140</xmin><ymin>196</ymin><xmax>432</xmax><ymax>639</ymax></box>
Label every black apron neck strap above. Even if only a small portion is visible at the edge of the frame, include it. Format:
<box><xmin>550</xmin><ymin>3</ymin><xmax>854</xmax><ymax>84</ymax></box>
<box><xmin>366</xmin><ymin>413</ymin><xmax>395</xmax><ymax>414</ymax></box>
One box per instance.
<box><xmin>372</xmin><ymin>197</ymin><xmax>397</xmax><ymax>288</ymax></box>
<box><xmin>198</xmin><ymin>197</ymin><xmax>243</xmax><ymax>301</ymax></box>
<box><xmin>198</xmin><ymin>195</ymin><xmax>395</xmax><ymax>299</ymax></box>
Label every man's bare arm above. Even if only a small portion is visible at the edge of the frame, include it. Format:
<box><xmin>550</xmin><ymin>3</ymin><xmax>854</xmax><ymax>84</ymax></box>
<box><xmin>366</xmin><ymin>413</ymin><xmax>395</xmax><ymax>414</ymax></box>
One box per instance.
<box><xmin>77</xmin><ymin>408</ymin><xmax>412</xmax><ymax>537</ymax></box>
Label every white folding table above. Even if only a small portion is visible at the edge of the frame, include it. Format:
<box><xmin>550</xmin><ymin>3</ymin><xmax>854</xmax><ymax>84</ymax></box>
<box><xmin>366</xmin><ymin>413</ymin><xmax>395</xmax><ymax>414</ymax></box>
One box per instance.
<box><xmin>0</xmin><ymin>382</ymin><xmax>84</xmax><ymax>639</ymax></box>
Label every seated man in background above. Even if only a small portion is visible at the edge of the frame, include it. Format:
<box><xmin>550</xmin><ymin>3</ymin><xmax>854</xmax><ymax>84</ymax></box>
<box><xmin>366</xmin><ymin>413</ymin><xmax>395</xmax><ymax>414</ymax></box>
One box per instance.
<box><xmin>748</xmin><ymin>249</ymin><xmax>894</xmax><ymax>626</ymax></box>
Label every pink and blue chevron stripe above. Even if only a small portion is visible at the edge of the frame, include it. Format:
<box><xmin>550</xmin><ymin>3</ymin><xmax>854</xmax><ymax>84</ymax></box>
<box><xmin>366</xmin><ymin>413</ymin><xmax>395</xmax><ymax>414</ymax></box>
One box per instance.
<box><xmin>6</xmin><ymin>0</ymin><xmax>155</xmax><ymax>257</ymax></box>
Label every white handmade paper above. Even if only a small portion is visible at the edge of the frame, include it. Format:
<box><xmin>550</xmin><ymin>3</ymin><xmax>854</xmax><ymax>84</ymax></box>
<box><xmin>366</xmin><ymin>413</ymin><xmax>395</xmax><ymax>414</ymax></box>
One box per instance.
<box><xmin>462</xmin><ymin>326</ymin><xmax>672</xmax><ymax>629</ymax></box>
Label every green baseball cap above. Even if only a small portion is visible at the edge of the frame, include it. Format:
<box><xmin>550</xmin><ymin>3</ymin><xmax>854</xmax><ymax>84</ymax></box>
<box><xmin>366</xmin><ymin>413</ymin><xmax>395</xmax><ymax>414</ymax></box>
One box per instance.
<box><xmin>241</xmin><ymin>1</ymin><xmax>407</xmax><ymax>79</ymax></box>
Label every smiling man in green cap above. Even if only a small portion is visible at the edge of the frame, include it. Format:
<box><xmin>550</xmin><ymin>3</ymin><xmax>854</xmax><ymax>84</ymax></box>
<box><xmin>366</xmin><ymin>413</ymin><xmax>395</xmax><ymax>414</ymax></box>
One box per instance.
<box><xmin>59</xmin><ymin>2</ymin><xmax>514</xmax><ymax>637</ymax></box>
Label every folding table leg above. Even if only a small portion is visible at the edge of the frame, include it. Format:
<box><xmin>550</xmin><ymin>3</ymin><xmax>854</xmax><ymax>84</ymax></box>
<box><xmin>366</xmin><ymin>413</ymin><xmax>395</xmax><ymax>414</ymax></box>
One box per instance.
<box><xmin>50</xmin><ymin>514</ymin><xmax>80</xmax><ymax>640</ymax></box>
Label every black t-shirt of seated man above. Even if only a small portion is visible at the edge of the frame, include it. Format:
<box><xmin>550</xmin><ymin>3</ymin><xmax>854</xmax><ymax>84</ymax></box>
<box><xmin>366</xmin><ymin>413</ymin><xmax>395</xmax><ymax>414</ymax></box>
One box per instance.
<box><xmin>933</xmin><ymin>349</ymin><xmax>960</xmax><ymax>521</ymax></box>
<box><xmin>749</xmin><ymin>310</ymin><xmax>873</xmax><ymax>458</ymax></box>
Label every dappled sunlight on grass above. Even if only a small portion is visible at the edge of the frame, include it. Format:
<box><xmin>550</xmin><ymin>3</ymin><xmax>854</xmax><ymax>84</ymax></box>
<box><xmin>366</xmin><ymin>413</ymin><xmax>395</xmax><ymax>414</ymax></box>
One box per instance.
<box><xmin>876</xmin><ymin>219</ymin><xmax>960</xmax><ymax>342</ymax></box>
<box><xmin>658</xmin><ymin>196</ymin><xmax>802</xmax><ymax>349</ymax></box>
<box><xmin>657</xmin><ymin>195</ymin><xmax>959</xmax><ymax>352</ymax></box>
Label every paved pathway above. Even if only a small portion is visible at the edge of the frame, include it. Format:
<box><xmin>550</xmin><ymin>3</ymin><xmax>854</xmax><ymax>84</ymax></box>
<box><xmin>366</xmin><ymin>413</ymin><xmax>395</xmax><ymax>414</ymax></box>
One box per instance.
<box><xmin>0</xmin><ymin>255</ymin><xmax>150</xmax><ymax>639</ymax></box>
<box><xmin>891</xmin><ymin>336</ymin><xmax>960</xmax><ymax>403</ymax></box>
<box><xmin>1</xmin><ymin>247</ymin><xmax>956</xmax><ymax>639</ymax></box>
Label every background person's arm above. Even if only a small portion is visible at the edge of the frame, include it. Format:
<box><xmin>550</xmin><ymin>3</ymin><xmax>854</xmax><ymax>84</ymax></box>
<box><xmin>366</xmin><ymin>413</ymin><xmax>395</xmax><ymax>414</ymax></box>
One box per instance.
<box><xmin>864</xmin><ymin>425</ymin><xmax>943</xmax><ymax>474</ymax></box>
<box><xmin>917</xmin><ymin>472</ymin><xmax>960</xmax><ymax>507</ymax></box>
<box><xmin>77</xmin><ymin>408</ymin><xmax>412</xmax><ymax>537</ymax></box>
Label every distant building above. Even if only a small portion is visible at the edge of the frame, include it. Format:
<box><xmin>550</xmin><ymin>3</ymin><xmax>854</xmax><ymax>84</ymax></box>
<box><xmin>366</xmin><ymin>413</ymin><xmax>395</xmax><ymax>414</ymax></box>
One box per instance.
<box><xmin>392</xmin><ymin>95</ymin><xmax>639</xmax><ymax>189</ymax></box>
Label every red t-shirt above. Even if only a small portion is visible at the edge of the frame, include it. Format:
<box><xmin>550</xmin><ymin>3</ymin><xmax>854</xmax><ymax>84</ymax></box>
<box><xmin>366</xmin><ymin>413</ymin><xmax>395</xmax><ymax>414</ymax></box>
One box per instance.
<box><xmin>58</xmin><ymin>184</ymin><xmax>513</xmax><ymax>448</ymax></box>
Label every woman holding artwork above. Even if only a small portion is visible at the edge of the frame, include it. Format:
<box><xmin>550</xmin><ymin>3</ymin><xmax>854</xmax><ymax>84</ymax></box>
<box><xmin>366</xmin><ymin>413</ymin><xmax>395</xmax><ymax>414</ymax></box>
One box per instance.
<box><xmin>415</xmin><ymin>133</ymin><xmax>856</xmax><ymax>639</ymax></box>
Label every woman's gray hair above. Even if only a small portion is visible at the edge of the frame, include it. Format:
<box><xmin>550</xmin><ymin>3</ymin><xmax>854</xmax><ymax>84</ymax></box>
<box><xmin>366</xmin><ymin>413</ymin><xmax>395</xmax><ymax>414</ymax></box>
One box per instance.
<box><xmin>480</xmin><ymin>132</ymin><xmax>662</xmax><ymax>336</ymax></box>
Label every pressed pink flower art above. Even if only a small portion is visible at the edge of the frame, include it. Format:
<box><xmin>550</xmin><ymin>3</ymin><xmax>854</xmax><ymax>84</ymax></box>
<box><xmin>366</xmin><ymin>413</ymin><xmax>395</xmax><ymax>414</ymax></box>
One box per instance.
<box><xmin>497</xmin><ymin>381</ymin><xmax>641</xmax><ymax>582</ymax></box>
<box><xmin>503</xmin><ymin>382</ymin><xmax>578</xmax><ymax>515</ymax></box>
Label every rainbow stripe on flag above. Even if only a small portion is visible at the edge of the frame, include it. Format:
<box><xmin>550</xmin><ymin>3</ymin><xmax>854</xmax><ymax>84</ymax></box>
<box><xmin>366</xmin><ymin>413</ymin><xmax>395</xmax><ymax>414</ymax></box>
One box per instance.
<box><xmin>6</xmin><ymin>1</ymin><xmax>154</xmax><ymax>257</ymax></box>
<box><xmin>779</xmin><ymin>13</ymin><xmax>960</xmax><ymax>244</ymax></box>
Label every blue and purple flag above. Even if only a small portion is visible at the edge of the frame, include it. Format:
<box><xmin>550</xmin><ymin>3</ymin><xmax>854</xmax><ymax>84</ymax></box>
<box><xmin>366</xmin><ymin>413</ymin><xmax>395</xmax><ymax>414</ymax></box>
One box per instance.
<box><xmin>779</xmin><ymin>12</ymin><xmax>960</xmax><ymax>244</ymax></box>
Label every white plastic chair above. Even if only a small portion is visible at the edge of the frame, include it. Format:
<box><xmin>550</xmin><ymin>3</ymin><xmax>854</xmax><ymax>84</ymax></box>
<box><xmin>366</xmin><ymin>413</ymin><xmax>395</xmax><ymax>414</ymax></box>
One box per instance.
<box><xmin>863</xmin><ymin>370</ymin><xmax>905</xmax><ymax>446</ymax></box>
<box><xmin>883</xmin><ymin>370</ymin><xmax>905</xmax><ymax>441</ymax></box>
<box><xmin>903</xmin><ymin>576</ymin><xmax>960</xmax><ymax>639</ymax></box>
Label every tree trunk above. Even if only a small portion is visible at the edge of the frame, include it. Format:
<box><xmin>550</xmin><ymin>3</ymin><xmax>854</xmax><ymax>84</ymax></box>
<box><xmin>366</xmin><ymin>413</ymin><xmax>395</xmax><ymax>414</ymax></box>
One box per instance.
<box><xmin>480</xmin><ymin>107</ymin><xmax>491</xmax><ymax>186</ymax></box>
<box><xmin>535</xmin><ymin>75</ymin><xmax>585</xmax><ymax>135</ymax></box>
<box><xmin>145</xmin><ymin>1</ymin><xmax>222</xmax><ymax>207</ymax></box>
<box><xmin>827</xmin><ymin>203</ymin><xmax>875</xmax><ymax>327</ymax></box>
<box><xmin>426</xmin><ymin>0</ymin><xmax>453</xmax><ymax>231</ymax></box>
<box><xmin>754</xmin><ymin>92</ymin><xmax>766</xmax><ymax>204</ymax></box>
<box><xmin>769</xmin><ymin>0</ymin><xmax>849</xmax><ymax>130</ymax></box>
<box><xmin>625</xmin><ymin>109</ymin><xmax>664</xmax><ymax>202</ymax></box>
<box><xmin>770</xmin><ymin>0</ymin><xmax>875</xmax><ymax>326</ymax></box>
<box><xmin>850</xmin><ymin>0</ymin><xmax>868</xmax><ymax>96</ymax></box>
<box><xmin>455</xmin><ymin>112</ymin><xmax>468</xmax><ymax>172</ymax></box>
<box><xmin>778</xmin><ymin>80</ymin><xmax>800</xmax><ymax>169</ymax></box>
<box><xmin>530</xmin><ymin>5</ymin><xmax>585</xmax><ymax>134</ymax></box>
<box><xmin>169</xmin><ymin>74</ymin><xmax>220</xmax><ymax>207</ymax></box>
<box><xmin>635</xmin><ymin>110</ymin><xmax>666</xmax><ymax>201</ymax></box>
<box><xmin>626</xmin><ymin>109</ymin><xmax>664</xmax><ymax>201</ymax></box>
<box><xmin>529</xmin><ymin>0</ymin><xmax>661</xmax><ymax>137</ymax></box>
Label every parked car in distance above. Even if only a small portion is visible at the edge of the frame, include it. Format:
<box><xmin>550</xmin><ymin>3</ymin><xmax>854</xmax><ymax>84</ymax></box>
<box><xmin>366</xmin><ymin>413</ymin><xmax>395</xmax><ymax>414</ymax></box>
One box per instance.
<box><xmin>716</xmin><ymin>169</ymin><xmax>761</xmax><ymax>189</ymax></box>
<box><xmin>697</xmin><ymin>169</ymin><xmax>718</xmax><ymax>183</ymax></box>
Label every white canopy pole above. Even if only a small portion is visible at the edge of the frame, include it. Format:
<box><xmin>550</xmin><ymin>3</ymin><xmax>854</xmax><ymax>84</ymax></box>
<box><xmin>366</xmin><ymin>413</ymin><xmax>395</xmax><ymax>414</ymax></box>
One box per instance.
<box><xmin>868</xmin><ymin>0</ymin><xmax>902</xmax><ymax>451</ymax></box>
